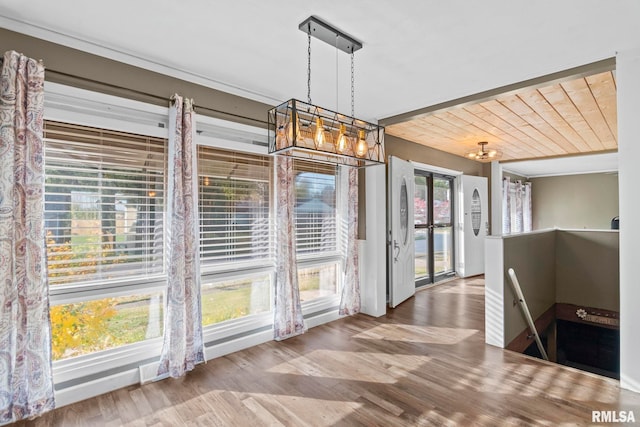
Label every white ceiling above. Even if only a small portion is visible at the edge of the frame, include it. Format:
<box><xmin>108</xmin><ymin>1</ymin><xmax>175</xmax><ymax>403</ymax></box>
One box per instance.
<box><xmin>1</xmin><ymin>0</ymin><xmax>640</xmax><ymax>124</ymax></box>
<box><xmin>502</xmin><ymin>152</ymin><xmax>618</xmax><ymax>178</ymax></box>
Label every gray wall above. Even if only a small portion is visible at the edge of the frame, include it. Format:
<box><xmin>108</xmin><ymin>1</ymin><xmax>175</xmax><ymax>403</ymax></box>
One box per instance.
<box><xmin>503</xmin><ymin>231</ymin><xmax>557</xmax><ymax>345</ymax></box>
<box><xmin>500</xmin><ymin>229</ymin><xmax>619</xmax><ymax>346</ymax></box>
<box><xmin>555</xmin><ymin>230</ymin><xmax>619</xmax><ymax>312</ymax></box>
<box><xmin>385</xmin><ymin>135</ymin><xmax>486</xmax><ymax>176</ymax></box>
<box><xmin>531</xmin><ymin>173</ymin><xmax>619</xmax><ymax>230</ymax></box>
<box><xmin>0</xmin><ymin>28</ymin><xmax>272</xmax><ymax>127</ymax></box>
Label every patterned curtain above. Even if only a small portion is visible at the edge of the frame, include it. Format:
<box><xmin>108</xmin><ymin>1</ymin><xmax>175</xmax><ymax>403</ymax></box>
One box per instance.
<box><xmin>274</xmin><ymin>156</ymin><xmax>306</xmax><ymax>340</ymax></box>
<box><xmin>0</xmin><ymin>51</ymin><xmax>55</xmax><ymax>423</ymax></box>
<box><xmin>523</xmin><ymin>182</ymin><xmax>532</xmax><ymax>232</ymax></box>
<box><xmin>157</xmin><ymin>94</ymin><xmax>204</xmax><ymax>378</ymax></box>
<box><xmin>502</xmin><ymin>177</ymin><xmax>511</xmax><ymax>234</ymax></box>
<box><xmin>502</xmin><ymin>177</ymin><xmax>532</xmax><ymax>235</ymax></box>
<box><xmin>339</xmin><ymin>166</ymin><xmax>360</xmax><ymax>315</ymax></box>
<box><xmin>513</xmin><ymin>180</ymin><xmax>524</xmax><ymax>233</ymax></box>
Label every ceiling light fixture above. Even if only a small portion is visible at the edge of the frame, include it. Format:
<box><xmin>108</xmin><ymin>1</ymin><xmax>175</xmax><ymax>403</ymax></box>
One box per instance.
<box><xmin>268</xmin><ymin>16</ymin><xmax>385</xmax><ymax>167</ymax></box>
<box><xmin>465</xmin><ymin>141</ymin><xmax>502</xmax><ymax>162</ymax></box>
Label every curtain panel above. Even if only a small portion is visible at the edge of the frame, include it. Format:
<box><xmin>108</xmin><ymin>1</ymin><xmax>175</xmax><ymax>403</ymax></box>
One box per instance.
<box><xmin>339</xmin><ymin>166</ymin><xmax>360</xmax><ymax>315</ymax></box>
<box><xmin>523</xmin><ymin>182</ymin><xmax>532</xmax><ymax>233</ymax></box>
<box><xmin>157</xmin><ymin>95</ymin><xmax>205</xmax><ymax>378</ymax></box>
<box><xmin>502</xmin><ymin>177</ymin><xmax>511</xmax><ymax>234</ymax></box>
<box><xmin>502</xmin><ymin>177</ymin><xmax>532</xmax><ymax>235</ymax></box>
<box><xmin>0</xmin><ymin>50</ymin><xmax>55</xmax><ymax>423</ymax></box>
<box><xmin>273</xmin><ymin>156</ymin><xmax>306</xmax><ymax>340</ymax></box>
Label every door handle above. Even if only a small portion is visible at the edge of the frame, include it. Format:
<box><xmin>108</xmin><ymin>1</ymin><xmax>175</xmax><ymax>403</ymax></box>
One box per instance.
<box><xmin>393</xmin><ymin>240</ymin><xmax>400</xmax><ymax>262</ymax></box>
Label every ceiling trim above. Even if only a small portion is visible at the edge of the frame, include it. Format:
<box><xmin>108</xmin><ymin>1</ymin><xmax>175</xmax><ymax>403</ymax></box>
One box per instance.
<box><xmin>380</xmin><ymin>57</ymin><xmax>616</xmax><ymax>127</ymax></box>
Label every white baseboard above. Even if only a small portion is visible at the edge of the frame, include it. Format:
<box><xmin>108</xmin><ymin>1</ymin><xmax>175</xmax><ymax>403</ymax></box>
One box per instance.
<box><xmin>55</xmin><ymin>369</ymin><xmax>139</xmax><ymax>408</ymax></box>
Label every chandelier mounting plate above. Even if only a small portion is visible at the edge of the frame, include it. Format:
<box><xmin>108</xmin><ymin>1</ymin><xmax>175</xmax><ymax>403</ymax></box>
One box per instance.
<box><xmin>298</xmin><ymin>16</ymin><xmax>363</xmax><ymax>54</ymax></box>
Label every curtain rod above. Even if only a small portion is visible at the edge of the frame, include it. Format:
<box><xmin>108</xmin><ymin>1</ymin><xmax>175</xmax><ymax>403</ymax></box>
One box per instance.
<box><xmin>45</xmin><ymin>68</ymin><xmax>269</xmax><ymax>126</ymax></box>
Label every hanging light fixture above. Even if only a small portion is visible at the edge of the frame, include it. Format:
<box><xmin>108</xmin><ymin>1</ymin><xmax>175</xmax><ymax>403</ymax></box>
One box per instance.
<box><xmin>465</xmin><ymin>141</ymin><xmax>502</xmax><ymax>162</ymax></box>
<box><xmin>268</xmin><ymin>16</ymin><xmax>385</xmax><ymax>167</ymax></box>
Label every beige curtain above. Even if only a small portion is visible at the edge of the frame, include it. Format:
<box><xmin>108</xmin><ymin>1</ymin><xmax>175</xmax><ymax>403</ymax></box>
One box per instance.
<box><xmin>273</xmin><ymin>157</ymin><xmax>306</xmax><ymax>340</ymax></box>
<box><xmin>339</xmin><ymin>166</ymin><xmax>360</xmax><ymax>315</ymax></box>
<box><xmin>0</xmin><ymin>50</ymin><xmax>55</xmax><ymax>423</ymax></box>
<box><xmin>157</xmin><ymin>94</ymin><xmax>205</xmax><ymax>378</ymax></box>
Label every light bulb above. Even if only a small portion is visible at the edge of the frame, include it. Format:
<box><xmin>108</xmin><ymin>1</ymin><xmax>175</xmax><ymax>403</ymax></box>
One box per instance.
<box><xmin>315</xmin><ymin>117</ymin><xmax>326</xmax><ymax>147</ymax></box>
<box><xmin>336</xmin><ymin>124</ymin><xmax>348</xmax><ymax>153</ymax></box>
<box><xmin>356</xmin><ymin>129</ymin><xmax>367</xmax><ymax>157</ymax></box>
<box><xmin>287</xmin><ymin>112</ymin><xmax>300</xmax><ymax>143</ymax></box>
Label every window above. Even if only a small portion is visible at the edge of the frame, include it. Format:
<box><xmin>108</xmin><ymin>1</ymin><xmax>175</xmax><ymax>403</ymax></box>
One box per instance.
<box><xmin>45</xmin><ymin>122</ymin><xmax>166</xmax><ymax>286</ymax></box>
<box><xmin>293</xmin><ymin>160</ymin><xmax>337</xmax><ymax>256</ymax></box>
<box><xmin>293</xmin><ymin>160</ymin><xmax>341</xmax><ymax>302</ymax></box>
<box><xmin>44</xmin><ymin>121</ymin><xmax>167</xmax><ymax>359</ymax></box>
<box><xmin>197</xmin><ymin>145</ymin><xmax>273</xmax><ymax>325</ymax></box>
<box><xmin>198</xmin><ymin>146</ymin><xmax>271</xmax><ymax>268</ymax></box>
<box><xmin>50</xmin><ymin>292</ymin><xmax>164</xmax><ymax>360</ymax></box>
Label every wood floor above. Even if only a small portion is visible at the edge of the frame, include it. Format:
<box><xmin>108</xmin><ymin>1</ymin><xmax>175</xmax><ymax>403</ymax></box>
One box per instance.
<box><xmin>15</xmin><ymin>277</ymin><xmax>640</xmax><ymax>426</ymax></box>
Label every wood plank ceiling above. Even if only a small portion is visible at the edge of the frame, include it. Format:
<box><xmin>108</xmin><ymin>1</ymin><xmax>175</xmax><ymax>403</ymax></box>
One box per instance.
<box><xmin>385</xmin><ymin>71</ymin><xmax>617</xmax><ymax>162</ymax></box>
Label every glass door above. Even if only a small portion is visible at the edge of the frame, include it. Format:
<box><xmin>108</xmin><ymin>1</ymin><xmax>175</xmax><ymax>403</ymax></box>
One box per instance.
<box><xmin>414</xmin><ymin>171</ymin><xmax>455</xmax><ymax>287</ymax></box>
<box><xmin>414</xmin><ymin>174</ymin><xmax>430</xmax><ymax>286</ymax></box>
<box><xmin>432</xmin><ymin>176</ymin><xmax>455</xmax><ymax>280</ymax></box>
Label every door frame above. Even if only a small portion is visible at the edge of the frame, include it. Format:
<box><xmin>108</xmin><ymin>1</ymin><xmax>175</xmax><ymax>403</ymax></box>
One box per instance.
<box><xmin>412</xmin><ymin>161</ymin><xmax>464</xmax><ymax>287</ymax></box>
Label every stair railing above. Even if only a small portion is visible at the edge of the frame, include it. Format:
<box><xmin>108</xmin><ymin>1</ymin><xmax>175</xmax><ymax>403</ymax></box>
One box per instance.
<box><xmin>507</xmin><ymin>268</ymin><xmax>549</xmax><ymax>361</ymax></box>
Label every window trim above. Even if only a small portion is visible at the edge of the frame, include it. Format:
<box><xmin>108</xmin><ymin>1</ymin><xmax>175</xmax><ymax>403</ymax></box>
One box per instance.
<box><xmin>48</xmin><ymin>275</ymin><xmax>167</xmax><ymax>305</ymax></box>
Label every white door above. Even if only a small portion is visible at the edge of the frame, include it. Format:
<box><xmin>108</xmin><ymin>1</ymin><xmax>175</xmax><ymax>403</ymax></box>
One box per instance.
<box><xmin>460</xmin><ymin>175</ymin><xmax>488</xmax><ymax>277</ymax></box>
<box><xmin>388</xmin><ymin>156</ymin><xmax>415</xmax><ymax>307</ymax></box>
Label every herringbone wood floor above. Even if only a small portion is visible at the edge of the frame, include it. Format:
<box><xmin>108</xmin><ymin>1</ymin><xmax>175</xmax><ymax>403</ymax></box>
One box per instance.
<box><xmin>13</xmin><ymin>277</ymin><xmax>640</xmax><ymax>426</ymax></box>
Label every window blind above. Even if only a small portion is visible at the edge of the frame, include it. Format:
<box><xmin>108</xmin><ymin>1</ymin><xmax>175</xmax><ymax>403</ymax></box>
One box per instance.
<box><xmin>293</xmin><ymin>160</ymin><xmax>337</xmax><ymax>255</ymax></box>
<box><xmin>44</xmin><ymin>121</ymin><xmax>166</xmax><ymax>285</ymax></box>
<box><xmin>198</xmin><ymin>146</ymin><xmax>271</xmax><ymax>266</ymax></box>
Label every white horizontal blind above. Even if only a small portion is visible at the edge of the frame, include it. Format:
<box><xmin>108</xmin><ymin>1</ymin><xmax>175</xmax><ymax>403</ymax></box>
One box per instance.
<box><xmin>198</xmin><ymin>146</ymin><xmax>271</xmax><ymax>266</ymax></box>
<box><xmin>44</xmin><ymin>121</ymin><xmax>166</xmax><ymax>286</ymax></box>
<box><xmin>293</xmin><ymin>160</ymin><xmax>337</xmax><ymax>255</ymax></box>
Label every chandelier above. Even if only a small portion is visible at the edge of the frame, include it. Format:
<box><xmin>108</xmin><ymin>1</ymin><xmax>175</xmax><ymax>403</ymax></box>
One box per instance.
<box><xmin>465</xmin><ymin>141</ymin><xmax>502</xmax><ymax>162</ymax></box>
<box><xmin>268</xmin><ymin>16</ymin><xmax>385</xmax><ymax>167</ymax></box>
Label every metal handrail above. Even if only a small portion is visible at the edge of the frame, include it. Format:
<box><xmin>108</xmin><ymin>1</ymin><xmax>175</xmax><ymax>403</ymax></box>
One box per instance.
<box><xmin>507</xmin><ymin>268</ymin><xmax>549</xmax><ymax>361</ymax></box>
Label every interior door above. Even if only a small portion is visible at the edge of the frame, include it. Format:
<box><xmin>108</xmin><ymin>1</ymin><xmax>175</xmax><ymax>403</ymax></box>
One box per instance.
<box><xmin>460</xmin><ymin>175</ymin><xmax>488</xmax><ymax>277</ymax></box>
<box><xmin>388</xmin><ymin>156</ymin><xmax>415</xmax><ymax>307</ymax></box>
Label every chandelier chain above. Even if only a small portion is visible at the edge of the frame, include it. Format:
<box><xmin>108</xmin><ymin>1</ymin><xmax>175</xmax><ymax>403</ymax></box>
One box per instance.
<box><xmin>307</xmin><ymin>27</ymin><xmax>312</xmax><ymax>104</ymax></box>
<box><xmin>351</xmin><ymin>52</ymin><xmax>355</xmax><ymax>118</ymax></box>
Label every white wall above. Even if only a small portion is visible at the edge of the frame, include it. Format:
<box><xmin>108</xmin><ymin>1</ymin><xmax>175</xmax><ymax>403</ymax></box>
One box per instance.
<box><xmin>617</xmin><ymin>48</ymin><xmax>640</xmax><ymax>393</ymax></box>
<box><xmin>360</xmin><ymin>164</ymin><xmax>387</xmax><ymax>317</ymax></box>
<box><xmin>484</xmin><ymin>236</ymin><xmax>505</xmax><ymax>347</ymax></box>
